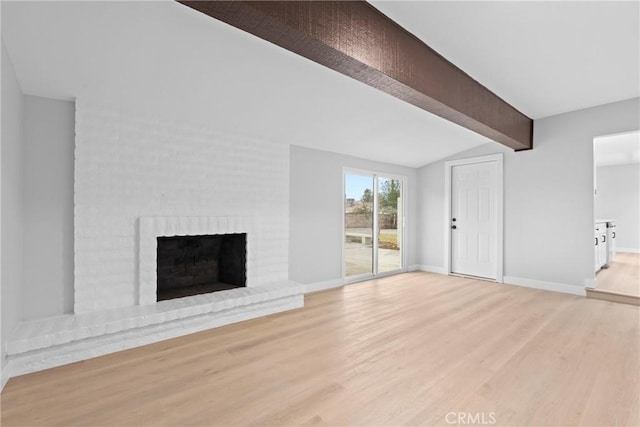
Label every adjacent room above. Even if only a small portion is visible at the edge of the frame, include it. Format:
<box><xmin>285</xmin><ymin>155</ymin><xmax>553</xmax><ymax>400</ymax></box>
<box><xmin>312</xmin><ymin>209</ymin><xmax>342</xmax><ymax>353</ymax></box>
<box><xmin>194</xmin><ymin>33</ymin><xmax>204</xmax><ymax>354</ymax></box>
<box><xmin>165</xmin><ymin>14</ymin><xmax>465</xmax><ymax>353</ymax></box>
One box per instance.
<box><xmin>1</xmin><ymin>1</ymin><xmax>639</xmax><ymax>426</ymax></box>
<box><xmin>589</xmin><ymin>131</ymin><xmax>640</xmax><ymax>304</ymax></box>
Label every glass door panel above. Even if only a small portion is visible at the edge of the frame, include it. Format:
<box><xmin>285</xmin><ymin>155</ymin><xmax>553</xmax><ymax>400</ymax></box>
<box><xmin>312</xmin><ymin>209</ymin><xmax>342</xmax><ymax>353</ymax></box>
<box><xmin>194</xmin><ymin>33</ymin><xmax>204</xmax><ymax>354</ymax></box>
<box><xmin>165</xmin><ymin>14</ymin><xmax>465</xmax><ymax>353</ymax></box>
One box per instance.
<box><xmin>344</xmin><ymin>173</ymin><xmax>374</xmax><ymax>278</ymax></box>
<box><xmin>377</xmin><ymin>177</ymin><xmax>403</xmax><ymax>273</ymax></box>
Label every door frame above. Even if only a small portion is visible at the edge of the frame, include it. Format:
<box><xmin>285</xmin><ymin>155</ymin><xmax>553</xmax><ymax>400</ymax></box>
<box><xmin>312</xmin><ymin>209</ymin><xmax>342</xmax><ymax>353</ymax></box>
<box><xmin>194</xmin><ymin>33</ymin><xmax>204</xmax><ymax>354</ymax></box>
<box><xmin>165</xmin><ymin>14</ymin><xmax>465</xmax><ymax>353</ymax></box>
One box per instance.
<box><xmin>444</xmin><ymin>153</ymin><xmax>504</xmax><ymax>283</ymax></box>
<box><xmin>342</xmin><ymin>167</ymin><xmax>408</xmax><ymax>283</ymax></box>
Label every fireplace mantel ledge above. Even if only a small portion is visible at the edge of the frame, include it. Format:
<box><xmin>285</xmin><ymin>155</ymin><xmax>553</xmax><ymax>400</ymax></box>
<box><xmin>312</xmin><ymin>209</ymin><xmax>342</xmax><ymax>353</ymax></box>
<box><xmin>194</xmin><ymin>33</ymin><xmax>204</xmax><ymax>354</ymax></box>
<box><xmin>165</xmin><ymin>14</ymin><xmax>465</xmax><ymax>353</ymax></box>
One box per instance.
<box><xmin>7</xmin><ymin>282</ymin><xmax>303</xmax><ymax>357</ymax></box>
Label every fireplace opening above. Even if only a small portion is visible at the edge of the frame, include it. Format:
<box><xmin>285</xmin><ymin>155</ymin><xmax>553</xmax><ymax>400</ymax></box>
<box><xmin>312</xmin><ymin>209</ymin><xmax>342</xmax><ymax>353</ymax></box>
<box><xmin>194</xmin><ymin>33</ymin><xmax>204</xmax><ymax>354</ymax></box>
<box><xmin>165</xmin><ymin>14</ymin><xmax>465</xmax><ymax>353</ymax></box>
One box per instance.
<box><xmin>156</xmin><ymin>233</ymin><xmax>246</xmax><ymax>302</ymax></box>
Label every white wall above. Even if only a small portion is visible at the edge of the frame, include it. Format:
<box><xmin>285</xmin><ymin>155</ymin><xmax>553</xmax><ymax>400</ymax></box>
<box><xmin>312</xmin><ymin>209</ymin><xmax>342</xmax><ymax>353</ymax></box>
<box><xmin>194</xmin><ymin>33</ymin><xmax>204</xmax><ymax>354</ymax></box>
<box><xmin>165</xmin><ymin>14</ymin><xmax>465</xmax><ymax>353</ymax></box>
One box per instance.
<box><xmin>22</xmin><ymin>95</ymin><xmax>75</xmax><ymax>319</ymax></box>
<box><xmin>1</xmin><ymin>41</ymin><xmax>24</xmax><ymax>385</ymax></box>
<box><xmin>74</xmin><ymin>99</ymin><xmax>290</xmax><ymax>314</ymax></box>
<box><xmin>289</xmin><ymin>145</ymin><xmax>418</xmax><ymax>286</ymax></box>
<box><xmin>418</xmin><ymin>98</ymin><xmax>640</xmax><ymax>292</ymax></box>
<box><xmin>0</xmin><ymin>46</ymin><xmax>2</xmax><ymax>389</ymax></box>
<box><xmin>595</xmin><ymin>163</ymin><xmax>640</xmax><ymax>251</ymax></box>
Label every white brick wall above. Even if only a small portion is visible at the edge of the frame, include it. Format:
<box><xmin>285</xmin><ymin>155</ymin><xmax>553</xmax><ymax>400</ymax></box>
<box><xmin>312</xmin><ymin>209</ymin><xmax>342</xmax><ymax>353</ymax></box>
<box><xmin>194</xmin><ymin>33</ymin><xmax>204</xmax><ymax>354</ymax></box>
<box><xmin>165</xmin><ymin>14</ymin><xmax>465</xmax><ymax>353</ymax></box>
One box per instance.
<box><xmin>74</xmin><ymin>100</ymin><xmax>290</xmax><ymax>314</ymax></box>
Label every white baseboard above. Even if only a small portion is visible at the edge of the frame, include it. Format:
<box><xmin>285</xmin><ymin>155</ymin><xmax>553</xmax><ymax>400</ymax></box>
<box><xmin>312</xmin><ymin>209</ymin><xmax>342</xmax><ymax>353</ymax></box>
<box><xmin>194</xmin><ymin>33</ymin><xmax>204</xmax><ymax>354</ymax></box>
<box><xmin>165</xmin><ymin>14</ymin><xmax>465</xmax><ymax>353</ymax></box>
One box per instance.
<box><xmin>302</xmin><ymin>268</ymin><xmax>449</xmax><ymax>293</ymax></box>
<box><xmin>417</xmin><ymin>265</ymin><xmax>447</xmax><ymax>275</ymax></box>
<box><xmin>303</xmin><ymin>279</ymin><xmax>344</xmax><ymax>294</ymax></box>
<box><xmin>503</xmin><ymin>276</ymin><xmax>586</xmax><ymax>297</ymax></box>
<box><xmin>618</xmin><ymin>248</ymin><xmax>640</xmax><ymax>254</ymax></box>
<box><xmin>1</xmin><ymin>363</ymin><xmax>11</xmax><ymax>393</ymax></box>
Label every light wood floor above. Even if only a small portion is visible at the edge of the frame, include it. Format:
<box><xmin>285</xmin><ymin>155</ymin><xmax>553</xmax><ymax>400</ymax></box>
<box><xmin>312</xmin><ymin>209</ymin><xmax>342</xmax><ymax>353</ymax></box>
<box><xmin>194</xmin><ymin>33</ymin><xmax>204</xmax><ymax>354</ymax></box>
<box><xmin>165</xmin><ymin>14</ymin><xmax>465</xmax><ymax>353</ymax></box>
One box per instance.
<box><xmin>2</xmin><ymin>272</ymin><xmax>639</xmax><ymax>426</ymax></box>
<box><xmin>595</xmin><ymin>252</ymin><xmax>640</xmax><ymax>297</ymax></box>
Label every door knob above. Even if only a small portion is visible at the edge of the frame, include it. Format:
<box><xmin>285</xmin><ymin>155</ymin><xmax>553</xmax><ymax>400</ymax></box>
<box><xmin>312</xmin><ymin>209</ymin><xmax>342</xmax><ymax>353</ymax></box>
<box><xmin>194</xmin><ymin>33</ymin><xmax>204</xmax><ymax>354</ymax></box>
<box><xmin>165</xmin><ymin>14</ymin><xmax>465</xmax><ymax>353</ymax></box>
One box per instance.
<box><xmin>451</xmin><ymin>225</ymin><xmax>457</xmax><ymax>230</ymax></box>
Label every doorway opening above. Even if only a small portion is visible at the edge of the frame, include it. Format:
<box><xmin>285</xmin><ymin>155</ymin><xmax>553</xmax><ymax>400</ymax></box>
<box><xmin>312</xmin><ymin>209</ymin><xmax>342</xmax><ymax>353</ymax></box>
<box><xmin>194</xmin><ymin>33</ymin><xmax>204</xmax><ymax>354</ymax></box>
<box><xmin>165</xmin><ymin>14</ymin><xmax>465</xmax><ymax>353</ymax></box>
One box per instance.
<box><xmin>343</xmin><ymin>169</ymin><xmax>405</xmax><ymax>282</ymax></box>
<box><xmin>444</xmin><ymin>154</ymin><xmax>503</xmax><ymax>282</ymax></box>
<box><xmin>590</xmin><ymin>130</ymin><xmax>640</xmax><ymax>304</ymax></box>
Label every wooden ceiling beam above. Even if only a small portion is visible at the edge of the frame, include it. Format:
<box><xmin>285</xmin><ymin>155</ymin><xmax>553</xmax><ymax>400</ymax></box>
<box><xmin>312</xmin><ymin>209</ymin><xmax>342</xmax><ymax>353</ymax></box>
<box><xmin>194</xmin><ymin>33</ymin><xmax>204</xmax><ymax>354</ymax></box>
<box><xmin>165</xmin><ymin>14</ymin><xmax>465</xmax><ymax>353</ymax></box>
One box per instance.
<box><xmin>178</xmin><ymin>1</ymin><xmax>533</xmax><ymax>151</ymax></box>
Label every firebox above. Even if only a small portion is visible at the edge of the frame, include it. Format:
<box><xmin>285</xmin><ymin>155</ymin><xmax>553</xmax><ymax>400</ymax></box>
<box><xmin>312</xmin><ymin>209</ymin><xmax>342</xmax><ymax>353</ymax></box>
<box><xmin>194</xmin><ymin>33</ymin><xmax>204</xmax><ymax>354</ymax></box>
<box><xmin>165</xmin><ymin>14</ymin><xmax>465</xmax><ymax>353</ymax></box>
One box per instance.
<box><xmin>156</xmin><ymin>233</ymin><xmax>246</xmax><ymax>301</ymax></box>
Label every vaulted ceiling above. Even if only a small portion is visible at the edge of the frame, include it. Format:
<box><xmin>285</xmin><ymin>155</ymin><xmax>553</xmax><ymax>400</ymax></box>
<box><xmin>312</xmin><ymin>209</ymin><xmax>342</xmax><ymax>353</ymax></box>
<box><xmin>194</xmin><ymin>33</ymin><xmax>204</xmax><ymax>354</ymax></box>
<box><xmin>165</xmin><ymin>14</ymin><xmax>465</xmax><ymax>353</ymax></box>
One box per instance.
<box><xmin>373</xmin><ymin>1</ymin><xmax>639</xmax><ymax>120</ymax></box>
<box><xmin>2</xmin><ymin>1</ymin><xmax>638</xmax><ymax>167</ymax></box>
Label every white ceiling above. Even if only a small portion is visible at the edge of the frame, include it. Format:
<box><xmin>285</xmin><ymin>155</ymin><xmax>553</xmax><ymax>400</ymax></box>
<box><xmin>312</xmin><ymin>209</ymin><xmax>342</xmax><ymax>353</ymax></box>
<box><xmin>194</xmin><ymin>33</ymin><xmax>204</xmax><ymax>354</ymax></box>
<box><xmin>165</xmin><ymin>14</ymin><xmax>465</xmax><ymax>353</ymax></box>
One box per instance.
<box><xmin>2</xmin><ymin>1</ymin><xmax>638</xmax><ymax>168</ymax></box>
<box><xmin>594</xmin><ymin>131</ymin><xmax>640</xmax><ymax>167</ymax></box>
<box><xmin>373</xmin><ymin>1</ymin><xmax>640</xmax><ymax>119</ymax></box>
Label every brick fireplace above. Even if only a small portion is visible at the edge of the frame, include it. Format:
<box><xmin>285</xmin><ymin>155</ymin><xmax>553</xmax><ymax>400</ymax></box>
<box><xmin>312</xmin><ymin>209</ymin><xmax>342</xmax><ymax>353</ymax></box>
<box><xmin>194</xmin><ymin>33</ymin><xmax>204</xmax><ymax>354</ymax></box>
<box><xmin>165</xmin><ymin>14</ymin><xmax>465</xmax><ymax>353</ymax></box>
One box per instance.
<box><xmin>139</xmin><ymin>216</ymin><xmax>256</xmax><ymax>306</ymax></box>
<box><xmin>73</xmin><ymin>101</ymin><xmax>290</xmax><ymax>314</ymax></box>
<box><xmin>2</xmin><ymin>100</ymin><xmax>303</xmax><ymax>380</ymax></box>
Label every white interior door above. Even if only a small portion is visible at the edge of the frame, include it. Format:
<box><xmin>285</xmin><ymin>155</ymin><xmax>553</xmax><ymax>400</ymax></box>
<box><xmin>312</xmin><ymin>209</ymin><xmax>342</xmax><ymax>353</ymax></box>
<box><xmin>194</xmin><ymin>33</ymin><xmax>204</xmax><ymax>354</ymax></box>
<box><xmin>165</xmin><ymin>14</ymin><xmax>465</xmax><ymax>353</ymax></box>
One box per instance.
<box><xmin>450</xmin><ymin>161</ymin><xmax>498</xmax><ymax>279</ymax></box>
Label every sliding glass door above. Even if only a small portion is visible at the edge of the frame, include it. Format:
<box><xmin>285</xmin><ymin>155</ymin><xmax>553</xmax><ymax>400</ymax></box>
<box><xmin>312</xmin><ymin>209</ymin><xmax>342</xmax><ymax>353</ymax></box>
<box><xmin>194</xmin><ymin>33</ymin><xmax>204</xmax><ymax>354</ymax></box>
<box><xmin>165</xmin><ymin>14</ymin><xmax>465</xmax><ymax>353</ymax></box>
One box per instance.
<box><xmin>344</xmin><ymin>170</ymin><xmax>404</xmax><ymax>280</ymax></box>
<box><xmin>344</xmin><ymin>173</ymin><xmax>374</xmax><ymax>278</ymax></box>
<box><xmin>377</xmin><ymin>176</ymin><xmax>403</xmax><ymax>274</ymax></box>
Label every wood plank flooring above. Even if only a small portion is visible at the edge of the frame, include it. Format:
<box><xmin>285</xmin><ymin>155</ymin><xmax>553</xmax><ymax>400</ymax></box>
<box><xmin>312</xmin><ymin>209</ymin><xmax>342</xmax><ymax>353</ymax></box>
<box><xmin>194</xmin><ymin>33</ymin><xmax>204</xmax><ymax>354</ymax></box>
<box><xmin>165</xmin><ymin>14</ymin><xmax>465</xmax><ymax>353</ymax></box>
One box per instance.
<box><xmin>595</xmin><ymin>252</ymin><xmax>640</xmax><ymax>297</ymax></box>
<box><xmin>2</xmin><ymin>272</ymin><xmax>639</xmax><ymax>426</ymax></box>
